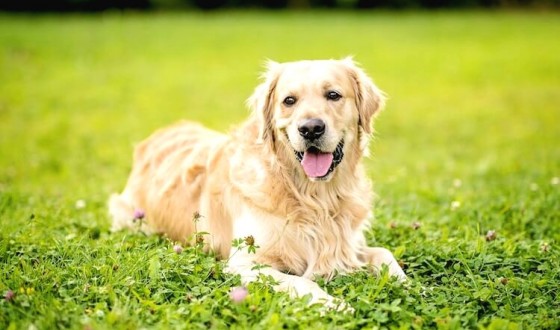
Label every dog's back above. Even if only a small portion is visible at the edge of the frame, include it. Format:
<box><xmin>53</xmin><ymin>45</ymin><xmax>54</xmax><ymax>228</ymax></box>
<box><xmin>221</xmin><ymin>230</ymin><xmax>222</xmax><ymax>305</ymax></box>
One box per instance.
<box><xmin>109</xmin><ymin>121</ymin><xmax>230</xmax><ymax>246</ymax></box>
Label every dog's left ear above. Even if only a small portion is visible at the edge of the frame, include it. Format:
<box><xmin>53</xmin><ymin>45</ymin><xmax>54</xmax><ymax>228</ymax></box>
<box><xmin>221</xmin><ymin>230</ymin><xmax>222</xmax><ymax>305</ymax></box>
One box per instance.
<box><xmin>246</xmin><ymin>60</ymin><xmax>281</xmax><ymax>148</ymax></box>
<box><xmin>342</xmin><ymin>58</ymin><xmax>386</xmax><ymax>135</ymax></box>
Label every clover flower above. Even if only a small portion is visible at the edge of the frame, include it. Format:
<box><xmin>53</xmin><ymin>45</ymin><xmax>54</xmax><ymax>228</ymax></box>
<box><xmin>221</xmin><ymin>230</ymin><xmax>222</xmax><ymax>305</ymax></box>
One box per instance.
<box><xmin>173</xmin><ymin>244</ymin><xmax>183</xmax><ymax>254</ymax></box>
<box><xmin>229</xmin><ymin>286</ymin><xmax>248</xmax><ymax>303</ymax></box>
<box><xmin>4</xmin><ymin>290</ymin><xmax>14</xmax><ymax>302</ymax></box>
<box><xmin>485</xmin><ymin>230</ymin><xmax>497</xmax><ymax>241</ymax></box>
<box><xmin>133</xmin><ymin>209</ymin><xmax>145</xmax><ymax>222</ymax></box>
<box><xmin>540</xmin><ymin>242</ymin><xmax>550</xmax><ymax>252</ymax></box>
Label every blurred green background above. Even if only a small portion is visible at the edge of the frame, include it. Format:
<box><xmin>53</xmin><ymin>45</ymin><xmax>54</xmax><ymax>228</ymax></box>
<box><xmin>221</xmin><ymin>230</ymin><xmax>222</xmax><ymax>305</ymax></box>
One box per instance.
<box><xmin>1</xmin><ymin>12</ymin><xmax>558</xmax><ymax>235</ymax></box>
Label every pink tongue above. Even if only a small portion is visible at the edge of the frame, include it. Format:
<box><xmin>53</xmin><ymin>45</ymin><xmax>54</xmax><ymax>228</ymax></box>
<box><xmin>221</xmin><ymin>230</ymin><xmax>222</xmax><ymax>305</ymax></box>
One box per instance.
<box><xmin>301</xmin><ymin>152</ymin><xmax>334</xmax><ymax>178</ymax></box>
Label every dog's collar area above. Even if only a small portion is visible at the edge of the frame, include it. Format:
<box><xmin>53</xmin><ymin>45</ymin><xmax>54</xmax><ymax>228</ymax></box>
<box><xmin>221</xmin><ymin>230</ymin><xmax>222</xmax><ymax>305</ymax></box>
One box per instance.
<box><xmin>294</xmin><ymin>139</ymin><xmax>344</xmax><ymax>179</ymax></box>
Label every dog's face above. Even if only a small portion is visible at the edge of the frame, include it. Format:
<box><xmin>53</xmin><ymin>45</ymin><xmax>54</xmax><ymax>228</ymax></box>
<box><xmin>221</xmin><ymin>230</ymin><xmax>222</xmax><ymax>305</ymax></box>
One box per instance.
<box><xmin>249</xmin><ymin>58</ymin><xmax>385</xmax><ymax>182</ymax></box>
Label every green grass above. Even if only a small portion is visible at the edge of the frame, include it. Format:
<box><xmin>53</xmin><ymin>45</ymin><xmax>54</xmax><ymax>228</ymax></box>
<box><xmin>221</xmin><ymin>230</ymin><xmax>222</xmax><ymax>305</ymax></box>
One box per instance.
<box><xmin>1</xmin><ymin>10</ymin><xmax>559</xmax><ymax>329</ymax></box>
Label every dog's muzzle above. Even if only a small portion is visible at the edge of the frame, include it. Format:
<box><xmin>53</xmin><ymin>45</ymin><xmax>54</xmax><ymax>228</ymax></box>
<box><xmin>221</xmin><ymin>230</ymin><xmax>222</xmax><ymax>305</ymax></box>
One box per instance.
<box><xmin>294</xmin><ymin>140</ymin><xmax>344</xmax><ymax>179</ymax></box>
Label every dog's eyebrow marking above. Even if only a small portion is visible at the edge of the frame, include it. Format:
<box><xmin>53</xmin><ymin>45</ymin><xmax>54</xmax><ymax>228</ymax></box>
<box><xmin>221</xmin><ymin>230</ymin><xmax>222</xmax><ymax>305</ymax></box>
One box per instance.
<box><xmin>281</xmin><ymin>91</ymin><xmax>299</xmax><ymax>99</ymax></box>
<box><xmin>321</xmin><ymin>81</ymin><xmax>333</xmax><ymax>90</ymax></box>
<box><xmin>321</xmin><ymin>81</ymin><xmax>344</xmax><ymax>94</ymax></box>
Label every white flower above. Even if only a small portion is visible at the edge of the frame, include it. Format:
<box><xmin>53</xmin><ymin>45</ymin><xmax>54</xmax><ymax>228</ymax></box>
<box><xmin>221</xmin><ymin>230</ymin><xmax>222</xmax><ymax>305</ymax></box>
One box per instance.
<box><xmin>450</xmin><ymin>201</ymin><xmax>461</xmax><ymax>210</ymax></box>
<box><xmin>75</xmin><ymin>199</ymin><xmax>86</xmax><ymax>209</ymax></box>
<box><xmin>540</xmin><ymin>242</ymin><xmax>550</xmax><ymax>252</ymax></box>
<box><xmin>453</xmin><ymin>179</ymin><xmax>462</xmax><ymax>188</ymax></box>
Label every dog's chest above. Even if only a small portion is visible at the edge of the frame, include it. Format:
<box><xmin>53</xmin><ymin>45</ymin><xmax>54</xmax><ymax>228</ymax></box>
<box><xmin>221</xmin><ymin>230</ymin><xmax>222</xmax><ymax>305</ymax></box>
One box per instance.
<box><xmin>274</xmin><ymin>217</ymin><xmax>365</xmax><ymax>278</ymax></box>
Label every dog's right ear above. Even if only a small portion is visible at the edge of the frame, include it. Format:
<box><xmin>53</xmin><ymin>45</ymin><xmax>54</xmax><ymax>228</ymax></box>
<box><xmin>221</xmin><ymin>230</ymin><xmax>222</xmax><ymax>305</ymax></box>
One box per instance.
<box><xmin>246</xmin><ymin>60</ymin><xmax>281</xmax><ymax>149</ymax></box>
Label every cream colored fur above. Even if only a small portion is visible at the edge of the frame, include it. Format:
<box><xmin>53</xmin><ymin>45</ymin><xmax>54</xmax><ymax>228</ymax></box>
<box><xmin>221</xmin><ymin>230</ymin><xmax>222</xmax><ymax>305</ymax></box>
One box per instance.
<box><xmin>109</xmin><ymin>58</ymin><xmax>406</xmax><ymax>310</ymax></box>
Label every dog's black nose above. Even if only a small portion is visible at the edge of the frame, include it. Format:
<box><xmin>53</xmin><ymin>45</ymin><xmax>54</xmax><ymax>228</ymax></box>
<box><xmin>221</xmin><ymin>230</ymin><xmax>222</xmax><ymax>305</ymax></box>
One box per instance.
<box><xmin>298</xmin><ymin>118</ymin><xmax>326</xmax><ymax>141</ymax></box>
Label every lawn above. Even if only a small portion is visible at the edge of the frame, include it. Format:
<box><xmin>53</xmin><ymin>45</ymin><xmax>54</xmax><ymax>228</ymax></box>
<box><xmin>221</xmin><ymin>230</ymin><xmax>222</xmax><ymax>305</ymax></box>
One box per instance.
<box><xmin>1</xmin><ymin>10</ymin><xmax>559</xmax><ymax>329</ymax></box>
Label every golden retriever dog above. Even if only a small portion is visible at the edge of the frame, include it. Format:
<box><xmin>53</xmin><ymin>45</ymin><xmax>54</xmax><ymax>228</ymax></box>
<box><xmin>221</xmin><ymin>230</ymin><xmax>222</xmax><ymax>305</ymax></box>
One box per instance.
<box><xmin>109</xmin><ymin>58</ymin><xmax>406</xmax><ymax>309</ymax></box>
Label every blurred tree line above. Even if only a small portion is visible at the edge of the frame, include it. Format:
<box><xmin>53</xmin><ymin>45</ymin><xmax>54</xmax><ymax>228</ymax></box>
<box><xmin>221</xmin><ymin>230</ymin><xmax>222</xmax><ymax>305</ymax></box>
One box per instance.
<box><xmin>0</xmin><ymin>0</ymin><xmax>557</xmax><ymax>11</ymax></box>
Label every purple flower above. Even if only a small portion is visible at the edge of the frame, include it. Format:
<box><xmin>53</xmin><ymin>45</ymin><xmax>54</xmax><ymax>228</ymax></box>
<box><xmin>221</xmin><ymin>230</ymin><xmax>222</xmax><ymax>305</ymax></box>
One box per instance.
<box><xmin>4</xmin><ymin>290</ymin><xmax>15</xmax><ymax>302</ymax></box>
<box><xmin>229</xmin><ymin>286</ymin><xmax>248</xmax><ymax>303</ymax></box>
<box><xmin>173</xmin><ymin>244</ymin><xmax>183</xmax><ymax>254</ymax></box>
<box><xmin>133</xmin><ymin>209</ymin><xmax>145</xmax><ymax>221</ymax></box>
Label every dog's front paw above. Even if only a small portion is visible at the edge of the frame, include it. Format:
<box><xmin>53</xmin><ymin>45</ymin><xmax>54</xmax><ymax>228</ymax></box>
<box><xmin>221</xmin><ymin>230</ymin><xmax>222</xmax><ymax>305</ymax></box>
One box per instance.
<box><xmin>309</xmin><ymin>293</ymin><xmax>354</xmax><ymax>314</ymax></box>
<box><xmin>324</xmin><ymin>298</ymin><xmax>355</xmax><ymax>314</ymax></box>
<box><xmin>389</xmin><ymin>264</ymin><xmax>407</xmax><ymax>282</ymax></box>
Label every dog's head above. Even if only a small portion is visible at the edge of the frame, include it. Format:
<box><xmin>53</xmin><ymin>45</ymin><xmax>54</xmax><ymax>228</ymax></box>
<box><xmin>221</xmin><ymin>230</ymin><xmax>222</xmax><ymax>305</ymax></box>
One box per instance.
<box><xmin>248</xmin><ymin>58</ymin><xmax>385</xmax><ymax>182</ymax></box>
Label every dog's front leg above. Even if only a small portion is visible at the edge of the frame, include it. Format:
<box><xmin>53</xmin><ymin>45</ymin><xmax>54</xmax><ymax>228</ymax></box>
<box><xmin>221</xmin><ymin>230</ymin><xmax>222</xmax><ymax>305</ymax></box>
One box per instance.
<box><xmin>225</xmin><ymin>252</ymin><xmax>347</xmax><ymax>310</ymax></box>
<box><xmin>361</xmin><ymin>247</ymin><xmax>407</xmax><ymax>280</ymax></box>
<box><xmin>226</xmin><ymin>204</ymin><xmax>351</xmax><ymax>310</ymax></box>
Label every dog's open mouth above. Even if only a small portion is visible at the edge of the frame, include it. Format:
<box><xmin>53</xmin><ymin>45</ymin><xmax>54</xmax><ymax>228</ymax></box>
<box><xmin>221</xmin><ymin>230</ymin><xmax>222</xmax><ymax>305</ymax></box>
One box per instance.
<box><xmin>294</xmin><ymin>140</ymin><xmax>344</xmax><ymax>179</ymax></box>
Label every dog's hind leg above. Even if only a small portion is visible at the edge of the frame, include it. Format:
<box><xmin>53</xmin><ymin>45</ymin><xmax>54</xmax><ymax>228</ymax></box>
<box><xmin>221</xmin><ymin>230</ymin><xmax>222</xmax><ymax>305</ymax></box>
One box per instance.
<box><xmin>108</xmin><ymin>192</ymin><xmax>153</xmax><ymax>235</ymax></box>
<box><xmin>108</xmin><ymin>192</ymin><xmax>135</xmax><ymax>231</ymax></box>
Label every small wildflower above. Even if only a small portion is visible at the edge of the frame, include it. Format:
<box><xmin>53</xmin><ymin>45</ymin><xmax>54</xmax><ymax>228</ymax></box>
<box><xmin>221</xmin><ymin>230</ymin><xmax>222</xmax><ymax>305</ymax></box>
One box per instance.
<box><xmin>411</xmin><ymin>221</ymin><xmax>421</xmax><ymax>230</ymax></box>
<box><xmin>540</xmin><ymin>242</ymin><xmax>550</xmax><ymax>252</ymax></box>
<box><xmin>244</xmin><ymin>235</ymin><xmax>259</xmax><ymax>254</ymax></box>
<box><xmin>229</xmin><ymin>286</ymin><xmax>248</xmax><ymax>303</ymax></box>
<box><xmin>500</xmin><ymin>277</ymin><xmax>509</xmax><ymax>285</ymax></box>
<box><xmin>19</xmin><ymin>287</ymin><xmax>34</xmax><ymax>295</ymax></box>
<box><xmin>485</xmin><ymin>230</ymin><xmax>497</xmax><ymax>241</ymax></box>
<box><xmin>196</xmin><ymin>234</ymin><xmax>204</xmax><ymax>245</ymax></box>
<box><xmin>551</xmin><ymin>177</ymin><xmax>559</xmax><ymax>186</ymax></box>
<box><xmin>173</xmin><ymin>244</ymin><xmax>184</xmax><ymax>254</ymax></box>
<box><xmin>133</xmin><ymin>209</ymin><xmax>145</xmax><ymax>222</ymax></box>
<box><xmin>193</xmin><ymin>211</ymin><xmax>202</xmax><ymax>222</ymax></box>
<box><xmin>244</xmin><ymin>235</ymin><xmax>255</xmax><ymax>246</ymax></box>
<box><xmin>450</xmin><ymin>201</ymin><xmax>461</xmax><ymax>211</ymax></box>
<box><xmin>4</xmin><ymin>290</ymin><xmax>15</xmax><ymax>302</ymax></box>
<box><xmin>75</xmin><ymin>199</ymin><xmax>86</xmax><ymax>209</ymax></box>
<box><xmin>453</xmin><ymin>179</ymin><xmax>462</xmax><ymax>188</ymax></box>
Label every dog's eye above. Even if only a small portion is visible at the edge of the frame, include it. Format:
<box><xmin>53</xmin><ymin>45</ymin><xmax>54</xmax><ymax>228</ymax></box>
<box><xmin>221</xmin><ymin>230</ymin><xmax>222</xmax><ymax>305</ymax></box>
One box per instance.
<box><xmin>283</xmin><ymin>96</ymin><xmax>297</xmax><ymax>106</ymax></box>
<box><xmin>326</xmin><ymin>91</ymin><xmax>342</xmax><ymax>101</ymax></box>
